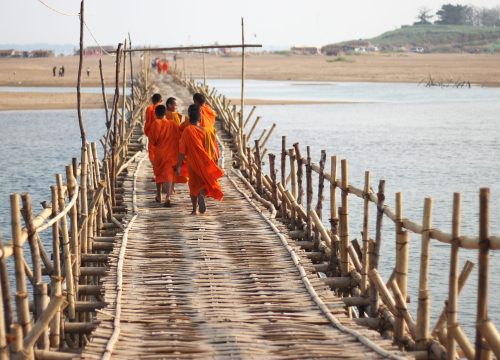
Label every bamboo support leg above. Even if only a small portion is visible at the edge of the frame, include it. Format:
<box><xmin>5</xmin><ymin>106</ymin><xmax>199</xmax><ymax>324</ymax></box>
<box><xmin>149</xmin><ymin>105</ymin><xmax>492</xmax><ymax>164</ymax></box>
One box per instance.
<box><xmin>293</xmin><ymin>143</ymin><xmax>304</xmax><ymax>205</ymax></box>
<box><xmin>361</xmin><ymin>171</ymin><xmax>370</xmax><ymax>294</ymax></box>
<box><xmin>369</xmin><ymin>180</ymin><xmax>385</xmax><ymax>318</ymax></box>
<box><xmin>314</xmin><ymin>150</ymin><xmax>326</xmax><ymax>248</ymax></box>
<box><xmin>340</xmin><ymin>160</ymin><xmax>350</xmax><ymax>276</ymax></box>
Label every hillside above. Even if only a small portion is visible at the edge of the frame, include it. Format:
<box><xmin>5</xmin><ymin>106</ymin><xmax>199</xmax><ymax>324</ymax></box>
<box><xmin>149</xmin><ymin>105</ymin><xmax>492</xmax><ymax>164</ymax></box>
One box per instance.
<box><xmin>324</xmin><ymin>25</ymin><xmax>500</xmax><ymax>53</ymax></box>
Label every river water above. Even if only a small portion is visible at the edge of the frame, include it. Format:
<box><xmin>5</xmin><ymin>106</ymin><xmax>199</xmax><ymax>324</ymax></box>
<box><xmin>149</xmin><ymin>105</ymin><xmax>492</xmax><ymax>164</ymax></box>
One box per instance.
<box><xmin>1</xmin><ymin>80</ymin><xmax>499</xmax><ymax>339</ymax></box>
<box><xmin>206</xmin><ymin>79</ymin><xmax>500</xmax><ymax>338</ymax></box>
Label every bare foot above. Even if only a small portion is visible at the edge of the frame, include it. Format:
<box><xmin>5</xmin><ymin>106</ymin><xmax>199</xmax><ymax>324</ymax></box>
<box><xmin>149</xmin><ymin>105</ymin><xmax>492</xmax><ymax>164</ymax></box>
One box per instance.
<box><xmin>164</xmin><ymin>199</ymin><xmax>172</xmax><ymax>208</ymax></box>
<box><xmin>155</xmin><ymin>196</ymin><xmax>161</xmax><ymax>203</ymax></box>
<box><xmin>190</xmin><ymin>210</ymin><xmax>199</xmax><ymax>215</ymax></box>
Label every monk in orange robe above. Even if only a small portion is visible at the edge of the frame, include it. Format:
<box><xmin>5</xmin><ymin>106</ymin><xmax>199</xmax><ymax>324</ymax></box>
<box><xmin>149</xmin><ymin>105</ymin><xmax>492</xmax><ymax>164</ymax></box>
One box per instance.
<box><xmin>156</xmin><ymin>59</ymin><xmax>162</xmax><ymax>74</ymax></box>
<box><xmin>144</xmin><ymin>93</ymin><xmax>163</xmax><ymax>164</ymax></box>
<box><xmin>193</xmin><ymin>93</ymin><xmax>220</xmax><ymax>161</ymax></box>
<box><xmin>177</xmin><ymin>105</ymin><xmax>223</xmax><ymax>214</ymax></box>
<box><xmin>150</xmin><ymin>105</ymin><xmax>180</xmax><ymax>207</ymax></box>
<box><xmin>162</xmin><ymin>61</ymin><xmax>168</xmax><ymax>74</ymax></box>
<box><xmin>165</xmin><ymin>97</ymin><xmax>188</xmax><ymax>184</ymax></box>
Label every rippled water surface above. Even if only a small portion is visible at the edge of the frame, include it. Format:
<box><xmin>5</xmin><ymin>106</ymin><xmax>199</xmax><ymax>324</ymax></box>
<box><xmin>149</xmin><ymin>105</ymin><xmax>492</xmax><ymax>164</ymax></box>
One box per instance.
<box><xmin>208</xmin><ymin>79</ymin><xmax>500</xmax><ymax>337</ymax></box>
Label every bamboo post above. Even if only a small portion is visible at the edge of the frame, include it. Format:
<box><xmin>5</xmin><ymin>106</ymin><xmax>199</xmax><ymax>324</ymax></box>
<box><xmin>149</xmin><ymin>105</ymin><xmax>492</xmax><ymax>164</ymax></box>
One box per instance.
<box><xmin>80</xmin><ymin>147</ymin><xmax>89</xmax><ymax>256</ymax></box>
<box><xmin>281</xmin><ymin>136</ymin><xmax>287</xmax><ymax>218</ymax></box>
<box><xmin>56</xmin><ymin>175</ymin><xmax>76</xmax><ymax>320</ymax></box>
<box><xmin>305</xmin><ymin>147</ymin><xmax>313</xmax><ymax>241</ymax></box>
<box><xmin>20</xmin><ymin>193</ymin><xmax>43</xmax><ymax>324</ymax></box>
<box><xmin>11</xmin><ymin>194</ymin><xmax>32</xmax><ymax>336</ymax></box>
<box><xmin>416</xmin><ymin>197</ymin><xmax>432</xmax><ymax>350</ymax></box>
<box><xmin>0</xmin><ymin>270</ymin><xmax>6</xmax><ymax>359</ymax></box>
<box><xmin>121</xmin><ymin>38</ymin><xmax>127</xmax><ymax>141</ymax></box>
<box><xmin>329</xmin><ymin>156</ymin><xmax>340</xmax><ymax>275</ymax></box>
<box><xmin>10</xmin><ymin>323</ymin><xmax>23</xmax><ymax>359</ymax></box>
<box><xmin>340</xmin><ymin>159</ymin><xmax>350</xmax><ymax>276</ymax></box>
<box><xmin>260</xmin><ymin>123</ymin><xmax>276</xmax><ymax>157</ymax></box>
<box><xmin>288</xmin><ymin>149</ymin><xmax>297</xmax><ymax>198</ymax></box>
<box><xmin>34</xmin><ymin>283</ymin><xmax>49</xmax><ymax>349</ymax></box>
<box><xmin>479</xmin><ymin>320</ymin><xmax>500</xmax><ymax>359</ymax></box>
<box><xmin>0</xmin><ymin>240</ymin><xmax>12</xmax><ymax>332</ymax></box>
<box><xmin>128</xmin><ymin>33</ymin><xmax>135</xmax><ymax>109</ymax></box>
<box><xmin>447</xmin><ymin>193</ymin><xmax>461</xmax><ymax>360</ymax></box>
<box><xmin>240</xmin><ymin>17</ymin><xmax>245</xmax><ymax>142</ymax></box>
<box><xmin>253</xmin><ymin>129</ymin><xmax>267</xmax><ymax>151</ymax></box>
<box><xmin>49</xmin><ymin>186</ymin><xmax>61</xmax><ymax>348</ymax></box>
<box><xmin>254</xmin><ymin>140</ymin><xmax>263</xmax><ymax>195</ymax></box>
<box><xmin>99</xmin><ymin>59</ymin><xmax>110</xmax><ymax>133</ymax></box>
<box><xmin>247</xmin><ymin>147</ymin><xmax>254</xmax><ymax>184</ymax></box>
<box><xmin>202</xmin><ymin>53</ymin><xmax>207</xmax><ymax>87</ymax></box>
<box><xmin>111</xmin><ymin>43</ymin><xmax>123</xmax><ymax>207</ymax></box>
<box><xmin>244</xmin><ymin>106</ymin><xmax>256</xmax><ymax>128</ymax></box>
<box><xmin>247</xmin><ymin>116</ymin><xmax>261</xmax><ymax>140</ymax></box>
<box><xmin>315</xmin><ymin>150</ymin><xmax>326</xmax><ymax>247</ymax></box>
<box><xmin>66</xmin><ymin>166</ymin><xmax>80</xmax><ymax>292</ymax></box>
<box><xmin>86</xmin><ymin>143</ymin><xmax>95</xmax><ymax>191</ymax></box>
<box><xmin>293</xmin><ymin>143</ymin><xmax>304</xmax><ymax>205</ymax></box>
<box><xmin>394</xmin><ymin>230</ymin><xmax>409</xmax><ymax>345</ymax></box>
<box><xmin>369</xmin><ymin>179</ymin><xmax>385</xmax><ymax>318</ymax></box>
<box><xmin>361</xmin><ymin>171</ymin><xmax>370</xmax><ymax>294</ymax></box>
<box><xmin>476</xmin><ymin>188</ymin><xmax>491</xmax><ymax>360</ymax></box>
<box><xmin>269</xmin><ymin>154</ymin><xmax>278</xmax><ymax>209</ymax></box>
<box><xmin>72</xmin><ymin>158</ymin><xmax>80</xmax><ymax>216</ymax></box>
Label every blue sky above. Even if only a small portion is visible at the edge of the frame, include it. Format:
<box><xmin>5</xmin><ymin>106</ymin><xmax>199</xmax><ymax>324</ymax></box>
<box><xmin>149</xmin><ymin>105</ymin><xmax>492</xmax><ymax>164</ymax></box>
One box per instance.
<box><xmin>2</xmin><ymin>0</ymin><xmax>500</xmax><ymax>47</ymax></box>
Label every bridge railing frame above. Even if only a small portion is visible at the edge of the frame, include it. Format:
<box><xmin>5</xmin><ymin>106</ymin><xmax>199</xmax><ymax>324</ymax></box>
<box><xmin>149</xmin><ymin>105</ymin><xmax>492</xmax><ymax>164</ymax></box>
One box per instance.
<box><xmin>182</xmin><ymin>75</ymin><xmax>500</xmax><ymax>360</ymax></box>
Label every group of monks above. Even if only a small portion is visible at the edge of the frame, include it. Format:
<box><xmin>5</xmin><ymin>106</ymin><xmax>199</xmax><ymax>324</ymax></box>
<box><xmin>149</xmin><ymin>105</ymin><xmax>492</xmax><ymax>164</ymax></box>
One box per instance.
<box><xmin>144</xmin><ymin>92</ymin><xmax>223</xmax><ymax>215</ymax></box>
<box><xmin>155</xmin><ymin>59</ymin><xmax>169</xmax><ymax>74</ymax></box>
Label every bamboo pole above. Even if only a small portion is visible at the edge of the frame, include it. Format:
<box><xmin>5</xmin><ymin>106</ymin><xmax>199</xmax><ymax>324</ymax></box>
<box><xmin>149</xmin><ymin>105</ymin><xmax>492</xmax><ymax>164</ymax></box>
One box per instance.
<box><xmin>247</xmin><ymin>116</ymin><xmax>261</xmax><ymax>140</ymax></box>
<box><xmin>281</xmin><ymin>137</ymin><xmax>287</xmax><ymax>218</ymax></box>
<box><xmin>202</xmin><ymin>53</ymin><xmax>207</xmax><ymax>87</ymax></box>
<box><xmin>244</xmin><ymin>106</ymin><xmax>256</xmax><ymax>128</ymax></box>
<box><xmin>49</xmin><ymin>186</ymin><xmax>61</xmax><ymax>348</ymax></box>
<box><xmin>98</xmin><ymin>59</ymin><xmax>110</xmax><ymax>132</ymax></box>
<box><xmin>20</xmin><ymin>193</ymin><xmax>43</xmax><ymax>327</ymax></box>
<box><xmin>269</xmin><ymin>154</ymin><xmax>278</xmax><ymax>209</ymax></box>
<box><xmin>369</xmin><ymin>180</ymin><xmax>385</xmax><ymax>318</ymax></box>
<box><xmin>240</xmin><ymin>18</ymin><xmax>245</xmax><ymax>150</ymax></box>
<box><xmin>111</xmin><ymin>43</ymin><xmax>122</xmax><ymax>207</ymax></box>
<box><xmin>11</xmin><ymin>194</ymin><xmax>32</xmax><ymax>337</ymax></box>
<box><xmin>391</xmin><ymin>279</ymin><xmax>417</xmax><ymax>339</ymax></box>
<box><xmin>447</xmin><ymin>192</ymin><xmax>461</xmax><ymax>359</ymax></box>
<box><xmin>10</xmin><ymin>323</ymin><xmax>23</xmax><ymax>359</ymax></box>
<box><xmin>293</xmin><ymin>143</ymin><xmax>304</xmax><ymax>205</ymax></box>
<box><xmin>288</xmin><ymin>149</ymin><xmax>297</xmax><ymax>199</ymax></box>
<box><xmin>329</xmin><ymin>156</ymin><xmax>340</xmax><ymax>275</ymax></box>
<box><xmin>56</xmin><ymin>175</ymin><xmax>76</xmax><ymax>320</ymax></box>
<box><xmin>476</xmin><ymin>188</ymin><xmax>491</xmax><ymax>360</ymax></box>
<box><xmin>0</xmin><ymin>245</ymin><xmax>6</xmax><ymax>359</ymax></box>
<box><xmin>66</xmin><ymin>166</ymin><xmax>80</xmax><ymax>294</ymax></box>
<box><xmin>76</xmin><ymin>0</ymin><xmax>86</xmax><ymax>147</ymax></box>
<box><xmin>451</xmin><ymin>324</ymin><xmax>475</xmax><ymax>360</ymax></box>
<box><xmin>128</xmin><ymin>33</ymin><xmax>135</xmax><ymax>109</ymax></box>
<box><xmin>0</xmin><ymin>239</ymin><xmax>12</xmax><ymax>332</ymax></box>
<box><xmin>247</xmin><ymin>147</ymin><xmax>254</xmax><ymax>184</ymax></box>
<box><xmin>361</xmin><ymin>171</ymin><xmax>370</xmax><ymax>294</ymax></box>
<box><xmin>314</xmin><ymin>150</ymin><xmax>326</xmax><ymax>247</ymax></box>
<box><xmin>340</xmin><ymin>160</ymin><xmax>350</xmax><ymax>276</ymax></box>
<box><xmin>479</xmin><ymin>320</ymin><xmax>500</xmax><ymax>359</ymax></box>
<box><xmin>34</xmin><ymin>283</ymin><xmax>49</xmax><ymax>349</ymax></box>
<box><xmin>305</xmin><ymin>147</ymin><xmax>313</xmax><ymax>241</ymax></box>
<box><xmin>416</xmin><ymin>197</ymin><xmax>432</xmax><ymax>350</ymax></box>
<box><xmin>121</xmin><ymin>39</ymin><xmax>127</xmax><ymax>141</ymax></box>
<box><xmin>80</xmin><ymin>147</ymin><xmax>89</xmax><ymax>256</ymax></box>
<box><xmin>254</xmin><ymin>140</ymin><xmax>263</xmax><ymax>195</ymax></box>
<box><xmin>260</xmin><ymin>123</ymin><xmax>276</xmax><ymax>157</ymax></box>
<box><xmin>394</xmin><ymin>230</ymin><xmax>409</xmax><ymax>344</ymax></box>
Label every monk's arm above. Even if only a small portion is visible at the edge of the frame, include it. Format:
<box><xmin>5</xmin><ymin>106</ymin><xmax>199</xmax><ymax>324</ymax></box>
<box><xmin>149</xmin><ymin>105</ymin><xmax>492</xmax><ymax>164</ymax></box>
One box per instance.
<box><xmin>176</xmin><ymin>153</ymin><xmax>185</xmax><ymax>176</ymax></box>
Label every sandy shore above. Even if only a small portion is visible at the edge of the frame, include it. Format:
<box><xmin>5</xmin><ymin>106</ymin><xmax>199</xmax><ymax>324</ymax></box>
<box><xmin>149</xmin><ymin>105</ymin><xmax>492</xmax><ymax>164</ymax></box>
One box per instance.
<box><xmin>0</xmin><ymin>53</ymin><xmax>499</xmax><ymax>110</ymax></box>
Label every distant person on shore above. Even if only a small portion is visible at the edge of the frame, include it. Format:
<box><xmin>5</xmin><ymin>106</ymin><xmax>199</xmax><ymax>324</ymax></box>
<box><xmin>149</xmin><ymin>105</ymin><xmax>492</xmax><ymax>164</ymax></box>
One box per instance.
<box><xmin>59</xmin><ymin>66</ymin><xmax>65</xmax><ymax>77</ymax></box>
<box><xmin>193</xmin><ymin>93</ymin><xmax>219</xmax><ymax>161</ymax></box>
<box><xmin>52</xmin><ymin>66</ymin><xmax>57</xmax><ymax>77</ymax></box>
<box><xmin>144</xmin><ymin>93</ymin><xmax>163</xmax><ymax>167</ymax></box>
<box><xmin>150</xmin><ymin>105</ymin><xmax>180</xmax><ymax>206</ymax></box>
<box><xmin>162</xmin><ymin>61</ymin><xmax>168</xmax><ymax>74</ymax></box>
<box><xmin>177</xmin><ymin>105</ymin><xmax>223</xmax><ymax>215</ymax></box>
<box><xmin>157</xmin><ymin>60</ymin><xmax>162</xmax><ymax>74</ymax></box>
<box><xmin>86</xmin><ymin>67</ymin><xmax>90</xmax><ymax>77</ymax></box>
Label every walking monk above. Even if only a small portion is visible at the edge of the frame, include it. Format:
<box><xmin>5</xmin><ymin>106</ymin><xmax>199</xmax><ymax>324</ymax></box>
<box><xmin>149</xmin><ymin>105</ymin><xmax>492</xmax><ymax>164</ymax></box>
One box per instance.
<box><xmin>177</xmin><ymin>105</ymin><xmax>223</xmax><ymax>215</ymax></box>
<box><xmin>165</xmin><ymin>97</ymin><xmax>188</xmax><ymax>185</ymax></box>
<box><xmin>150</xmin><ymin>105</ymin><xmax>180</xmax><ymax>207</ymax></box>
<box><xmin>193</xmin><ymin>93</ymin><xmax>219</xmax><ymax>161</ymax></box>
<box><xmin>144</xmin><ymin>93</ymin><xmax>163</xmax><ymax>165</ymax></box>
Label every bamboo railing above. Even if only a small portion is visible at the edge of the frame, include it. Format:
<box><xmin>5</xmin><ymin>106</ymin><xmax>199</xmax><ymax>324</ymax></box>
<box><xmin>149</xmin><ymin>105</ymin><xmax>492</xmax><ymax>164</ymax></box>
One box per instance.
<box><xmin>182</xmin><ymin>75</ymin><xmax>500</xmax><ymax>360</ymax></box>
<box><xmin>0</xmin><ymin>44</ymin><xmax>149</xmax><ymax>359</ymax></box>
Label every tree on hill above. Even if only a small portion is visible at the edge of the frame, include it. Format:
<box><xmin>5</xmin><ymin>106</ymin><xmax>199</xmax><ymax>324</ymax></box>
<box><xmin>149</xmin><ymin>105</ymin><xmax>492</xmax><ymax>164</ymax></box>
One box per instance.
<box><xmin>414</xmin><ymin>7</ymin><xmax>434</xmax><ymax>25</ymax></box>
<box><xmin>435</xmin><ymin>4</ymin><xmax>473</xmax><ymax>25</ymax></box>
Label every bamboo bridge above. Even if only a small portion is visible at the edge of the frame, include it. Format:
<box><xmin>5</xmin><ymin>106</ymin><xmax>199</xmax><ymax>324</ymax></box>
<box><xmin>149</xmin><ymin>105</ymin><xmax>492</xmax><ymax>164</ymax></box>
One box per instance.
<box><xmin>1</xmin><ymin>51</ymin><xmax>500</xmax><ymax>360</ymax></box>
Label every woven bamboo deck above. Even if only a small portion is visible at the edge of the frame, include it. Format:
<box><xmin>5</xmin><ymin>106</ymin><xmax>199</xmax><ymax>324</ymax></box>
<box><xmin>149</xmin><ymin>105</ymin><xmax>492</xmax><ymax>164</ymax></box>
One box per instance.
<box><xmin>80</xmin><ymin>77</ymin><xmax>408</xmax><ymax>359</ymax></box>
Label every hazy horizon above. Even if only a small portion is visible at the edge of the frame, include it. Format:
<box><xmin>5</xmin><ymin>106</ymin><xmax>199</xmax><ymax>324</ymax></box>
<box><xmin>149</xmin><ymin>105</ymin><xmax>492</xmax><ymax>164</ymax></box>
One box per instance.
<box><xmin>2</xmin><ymin>0</ymin><xmax>500</xmax><ymax>50</ymax></box>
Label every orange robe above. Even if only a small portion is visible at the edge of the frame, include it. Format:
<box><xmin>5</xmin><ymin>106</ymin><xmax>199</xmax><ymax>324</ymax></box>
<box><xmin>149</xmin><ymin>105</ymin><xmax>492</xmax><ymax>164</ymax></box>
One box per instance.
<box><xmin>166</xmin><ymin>111</ymin><xmax>188</xmax><ymax>183</ymax></box>
<box><xmin>144</xmin><ymin>103</ymin><xmax>161</xmax><ymax>162</ymax></box>
<box><xmin>156</xmin><ymin>60</ymin><xmax>162</xmax><ymax>74</ymax></box>
<box><xmin>179</xmin><ymin>126</ymin><xmax>224</xmax><ymax>200</ymax></box>
<box><xmin>150</xmin><ymin>118</ymin><xmax>180</xmax><ymax>184</ymax></box>
<box><xmin>199</xmin><ymin>104</ymin><xmax>220</xmax><ymax>161</ymax></box>
<box><xmin>162</xmin><ymin>61</ymin><xmax>168</xmax><ymax>74</ymax></box>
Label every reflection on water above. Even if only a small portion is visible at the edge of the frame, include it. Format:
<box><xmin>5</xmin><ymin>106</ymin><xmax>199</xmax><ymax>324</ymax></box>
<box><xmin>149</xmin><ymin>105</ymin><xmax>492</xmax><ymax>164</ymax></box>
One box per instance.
<box><xmin>208</xmin><ymin>79</ymin><xmax>500</xmax><ymax>338</ymax></box>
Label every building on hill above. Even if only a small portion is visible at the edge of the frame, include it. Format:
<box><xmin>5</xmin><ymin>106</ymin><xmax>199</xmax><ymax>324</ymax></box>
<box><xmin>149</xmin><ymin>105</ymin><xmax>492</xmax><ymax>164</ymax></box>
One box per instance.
<box><xmin>30</xmin><ymin>50</ymin><xmax>54</xmax><ymax>57</ymax></box>
<box><xmin>76</xmin><ymin>46</ymin><xmax>116</xmax><ymax>56</ymax></box>
<box><xmin>290</xmin><ymin>46</ymin><xmax>321</xmax><ymax>55</ymax></box>
<box><xmin>0</xmin><ymin>49</ymin><xmax>15</xmax><ymax>58</ymax></box>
